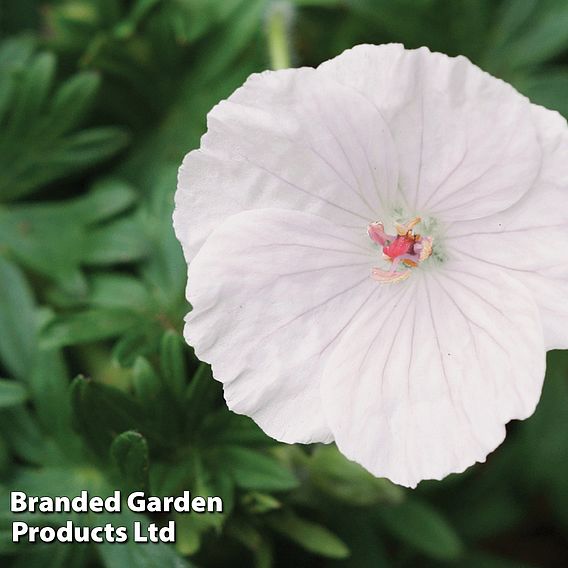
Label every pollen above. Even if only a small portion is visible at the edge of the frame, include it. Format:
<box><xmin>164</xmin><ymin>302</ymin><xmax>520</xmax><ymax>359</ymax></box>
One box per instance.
<box><xmin>367</xmin><ymin>216</ymin><xmax>433</xmax><ymax>283</ymax></box>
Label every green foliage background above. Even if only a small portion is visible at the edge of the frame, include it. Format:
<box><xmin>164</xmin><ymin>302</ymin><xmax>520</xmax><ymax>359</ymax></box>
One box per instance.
<box><xmin>0</xmin><ymin>0</ymin><xmax>568</xmax><ymax>566</ymax></box>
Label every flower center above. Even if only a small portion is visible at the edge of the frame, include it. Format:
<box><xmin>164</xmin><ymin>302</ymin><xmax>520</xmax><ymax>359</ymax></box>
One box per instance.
<box><xmin>367</xmin><ymin>216</ymin><xmax>433</xmax><ymax>283</ymax></box>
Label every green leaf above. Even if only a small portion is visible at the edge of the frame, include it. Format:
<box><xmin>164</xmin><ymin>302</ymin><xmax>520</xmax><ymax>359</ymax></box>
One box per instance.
<box><xmin>192</xmin><ymin>459</ymin><xmax>234</xmax><ymax>524</ymax></box>
<box><xmin>5</xmin><ymin>51</ymin><xmax>55</xmax><ymax>135</ymax></box>
<box><xmin>0</xmin><ymin>407</ymin><xmax>46</xmax><ymax>464</ymax></box>
<box><xmin>41</xmin><ymin>309</ymin><xmax>138</xmax><ymax>348</ymax></box>
<box><xmin>132</xmin><ymin>356</ymin><xmax>161</xmax><ymax>404</ymax></box>
<box><xmin>51</xmin><ymin>126</ymin><xmax>129</xmax><ymax>174</ymax></box>
<box><xmin>308</xmin><ymin>445</ymin><xmax>404</xmax><ymax>506</ymax></box>
<box><xmin>138</xmin><ymin>165</ymin><xmax>186</xmax><ymax>299</ymax></box>
<box><xmin>174</xmin><ymin>513</ymin><xmax>203</xmax><ymax>556</ymax></box>
<box><xmin>0</xmin><ymin>379</ymin><xmax>27</xmax><ymax>408</ymax></box>
<box><xmin>84</xmin><ymin>216</ymin><xmax>148</xmax><ymax>265</ymax></box>
<box><xmin>0</xmin><ymin>36</ymin><xmax>36</xmax><ymax>71</ymax></box>
<box><xmin>197</xmin><ymin>411</ymin><xmax>271</xmax><ymax>447</ymax></box>
<box><xmin>129</xmin><ymin>354</ymin><xmax>181</xmax><ymax>444</ymax></box>
<box><xmin>70</xmin><ymin>376</ymin><xmax>147</xmax><ymax>458</ymax></box>
<box><xmin>0</xmin><ymin>257</ymin><xmax>37</xmax><ymax>379</ymax></box>
<box><xmin>184</xmin><ymin>363</ymin><xmax>222</xmax><ymax>435</ymax></box>
<box><xmin>214</xmin><ymin>447</ymin><xmax>299</xmax><ymax>492</ymax></box>
<box><xmin>0</xmin><ymin>204</ymin><xmax>86</xmax><ymax>285</ymax></box>
<box><xmin>160</xmin><ymin>330</ymin><xmax>187</xmax><ymax>398</ymax></box>
<box><xmin>29</xmin><ymin>349</ymin><xmax>78</xmax><ymax>453</ymax></box>
<box><xmin>113</xmin><ymin>327</ymin><xmax>162</xmax><ymax>368</ymax></box>
<box><xmin>375</xmin><ymin>499</ymin><xmax>464</xmax><ymax>561</ymax></box>
<box><xmin>226</xmin><ymin>520</ymin><xmax>273</xmax><ymax>567</ymax></box>
<box><xmin>46</xmin><ymin>71</ymin><xmax>100</xmax><ymax>137</ymax></box>
<box><xmin>155</xmin><ymin>0</ymin><xmax>243</xmax><ymax>46</ymax></box>
<box><xmin>89</xmin><ymin>274</ymin><xmax>151</xmax><ymax>312</ymax></box>
<box><xmin>111</xmin><ymin>430</ymin><xmax>149</xmax><ymax>494</ymax></box>
<box><xmin>75</xmin><ymin>178</ymin><xmax>138</xmax><ymax>224</ymax></box>
<box><xmin>0</xmin><ymin>180</ymin><xmax>140</xmax><ymax>292</ymax></box>
<box><xmin>198</xmin><ymin>0</ymin><xmax>265</xmax><ymax>82</ymax></box>
<box><xmin>241</xmin><ymin>492</ymin><xmax>282</xmax><ymax>514</ymax></box>
<box><xmin>97</xmin><ymin>509</ymin><xmax>193</xmax><ymax>568</ymax></box>
<box><xmin>266</xmin><ymin>510</ymin><xmax>350</xmax><ymax>559</ymax></box>
<box><xmin>490</xmin><ymin>0</ymin><xmax>568</xmax><ymax>69</ymax></box>
<box><xmin>0</xmin><ymin>46</ymin><xmax>129</xmax><ymax>201</ymax></box>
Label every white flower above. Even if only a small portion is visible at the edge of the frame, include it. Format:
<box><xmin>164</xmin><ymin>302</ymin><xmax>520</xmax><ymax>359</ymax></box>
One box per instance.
<box><xmin>173</xmin><ymin>44</ymin><xmax>568</xmax><ymax>488</ymax></box>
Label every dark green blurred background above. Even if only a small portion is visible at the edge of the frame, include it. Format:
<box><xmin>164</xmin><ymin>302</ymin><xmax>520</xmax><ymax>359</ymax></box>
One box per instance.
<box><xmin>0</xmin><ymin>0</ymin><xmax>568</xmax><ymax>566</ymax></box>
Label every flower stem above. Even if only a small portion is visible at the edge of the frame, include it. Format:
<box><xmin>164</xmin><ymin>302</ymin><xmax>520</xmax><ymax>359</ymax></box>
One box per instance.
<box><xmin>267</xmin><ymin>2</ymin><xmax>292</xmax><ymax>70</ymax></box>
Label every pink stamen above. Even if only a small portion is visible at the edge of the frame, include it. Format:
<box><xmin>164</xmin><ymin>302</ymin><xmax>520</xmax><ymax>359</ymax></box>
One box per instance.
<box><xmin>368</xmin><ymin>217</ymin><xmax>432</xmax><ymax>283</ymax></box>
<box><xmin>383</xmin><ymin>234</ymin><xmax>415</xmax><ymax>260</ymax></box>
<box><xmin>367</xmin><ymin>222</ymin><xmax>389</xmax><ymax>246</ymax></box>
<box><xmin>371</xmin><ymin>267</ymin><xmax>411</xmax><ymax>284</ymax></box>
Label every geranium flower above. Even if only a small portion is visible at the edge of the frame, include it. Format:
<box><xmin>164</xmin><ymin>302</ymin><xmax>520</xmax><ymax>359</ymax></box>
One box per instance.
<box><xmin>173</xmin><ymin>44</ymin><xmax>568</xmax><ymax>487</ymax></box>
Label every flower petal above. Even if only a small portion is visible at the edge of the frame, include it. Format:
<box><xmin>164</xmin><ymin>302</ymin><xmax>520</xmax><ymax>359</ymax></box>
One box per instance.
<box><xmin>318</xmin><ymin>44</ymin><xmax>542</xmax><ymax>221</ymax></box>
<box><xmin>446</xmin><ymin>105</ymin><xmax>568</xmax><ymax>349</ymax></box>
<box><xmin>321</xmin><ymin>261</ymin><xmax>545</xmax><ymax>487</ymax></box>
<box><xmin>174</xmin><ymin>67</ymin><xmax>398</xmax><ymax>261</ymax></box>
<box><xmin>185</xmin><ymin>208</ymin><xmax>379</xmax><ymax>443</ymax></box>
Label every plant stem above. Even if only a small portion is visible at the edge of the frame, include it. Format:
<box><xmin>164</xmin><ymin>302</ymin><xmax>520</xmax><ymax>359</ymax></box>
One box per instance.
<box><xmin>267</xmin><ymin>2</ymin><xmax>292</xmax><ymax>70</ymax></box>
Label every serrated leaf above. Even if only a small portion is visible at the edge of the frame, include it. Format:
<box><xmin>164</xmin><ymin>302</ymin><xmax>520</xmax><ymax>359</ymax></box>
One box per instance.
<box><xmin>70</xmin><ymin>376</ymin><xmax>148</xmax><ymax>458</ymax></box>
<box><xmin>111</xmin><ymin>430</ymin><xmax>149</xmax><ymax>494</ymax></box>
